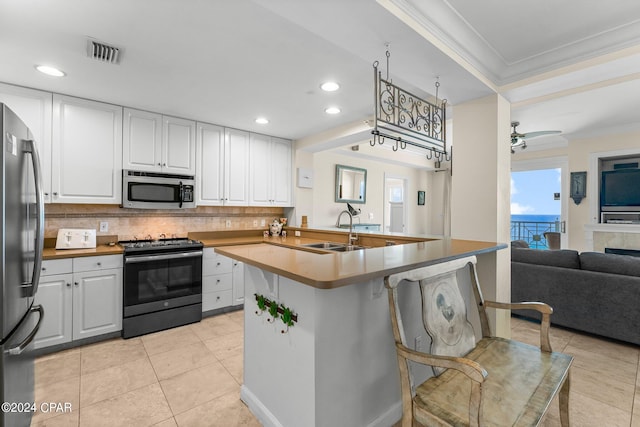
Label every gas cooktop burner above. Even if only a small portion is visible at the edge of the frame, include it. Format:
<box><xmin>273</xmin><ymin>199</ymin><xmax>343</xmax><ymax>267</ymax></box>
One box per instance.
<box><xmin>119</xmin><ymin>238</ymin><xmax>203</xmax><ymax>251</ymax></box>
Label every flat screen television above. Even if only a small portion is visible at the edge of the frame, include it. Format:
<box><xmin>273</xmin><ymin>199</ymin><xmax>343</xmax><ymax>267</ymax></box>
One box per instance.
<box><xmin>600</xmin><ymin>168</ymin><xmax>640</xmax><ymax>211</ymax></box>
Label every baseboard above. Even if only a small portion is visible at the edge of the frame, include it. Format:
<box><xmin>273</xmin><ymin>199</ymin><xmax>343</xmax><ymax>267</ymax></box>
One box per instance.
<box><xmin>240</xmin><ymin>385</ymin><xmax>284</xmax><ymax>427</ymax></box>
<box><xmin>241</xmin><ymin>384</ymin><xmax>402</xmax><ymax>427</ymax></box>
<box><xmin>367</xmin><ymin>401</ymin><xmax>402</xmax><ymax>427</ymax></box>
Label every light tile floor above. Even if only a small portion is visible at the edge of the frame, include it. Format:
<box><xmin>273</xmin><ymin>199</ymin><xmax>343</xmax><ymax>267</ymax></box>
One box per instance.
<box><xmin>31</xmin><ymin>313</ymin><xmax>639</xmax><ymax>427</ymax></box>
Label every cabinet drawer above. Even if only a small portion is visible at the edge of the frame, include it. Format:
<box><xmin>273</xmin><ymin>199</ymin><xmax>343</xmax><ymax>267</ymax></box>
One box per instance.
<box><xmin>73</xmin><ymin>255</ymin><xmax>123</xmax><ymax>273</ymax></box>
<box><xmin>203</xmin><ymin>273</ymin><xmax>232</xmax><ymax>293</ymax></box>
<box><xmin>203</xmin><ymin>255</ymin><xmax>232</xmax><ymax>276</ymax></box>
<box><xmin>202</xmin><ymin>290</ymin><xmax>232</xmax><ymax>312</ymax></box>
<box><xmin>41</xmin><ymin>259</ymin><xmax>73</xmax><ymax>276</ymax></box>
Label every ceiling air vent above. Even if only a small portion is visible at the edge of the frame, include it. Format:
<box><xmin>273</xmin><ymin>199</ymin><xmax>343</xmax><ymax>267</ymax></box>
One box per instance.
<box><xmin>87</xmin><ymin>40</ymin><xmax>121</xmax><ymax>64</ymax></box>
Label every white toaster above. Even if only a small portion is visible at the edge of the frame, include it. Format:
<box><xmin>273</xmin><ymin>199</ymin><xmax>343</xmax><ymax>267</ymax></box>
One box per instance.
<box><xmin>55</xmin><ymin>228</ymin><xmax>97</xmax><ymax>249</ymax></box>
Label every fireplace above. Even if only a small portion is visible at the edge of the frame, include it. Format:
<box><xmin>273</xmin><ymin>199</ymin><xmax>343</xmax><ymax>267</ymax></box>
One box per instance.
<box><xmin>604</xmin><ymin>247</ymin><xmax>640</xmax><ymax>257</ymax></box>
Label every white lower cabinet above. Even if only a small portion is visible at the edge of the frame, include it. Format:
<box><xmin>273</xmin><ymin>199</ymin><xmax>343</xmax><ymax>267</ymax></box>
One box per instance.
<box><xmin>33</xmin><ymin>259</ymin><xmax>73</xmax><ymax>349</ymax></box>
<box><xmin>33</xmin><ymin>255</ymin><xmax>123</xmax><ymax>350</ymax></box>
<box><xmin>71</xmin><ymin>267</ymin><xmax>122</xmax><ymax>341</ymax></box>
<box><xmin>202</xmin><ymin>248</ymin><xmax>244</xmax><ymax>312</ymax></box>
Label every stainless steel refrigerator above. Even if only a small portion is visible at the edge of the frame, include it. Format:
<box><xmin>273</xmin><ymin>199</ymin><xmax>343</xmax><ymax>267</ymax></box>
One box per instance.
<box><xmin>0</xmin><ymin>103</ymin><xmax>45</xmax><ymax>427</ymax></box>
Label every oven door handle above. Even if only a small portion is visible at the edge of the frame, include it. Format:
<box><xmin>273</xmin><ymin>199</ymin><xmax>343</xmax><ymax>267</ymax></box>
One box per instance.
<box><xmin>125</xmin><ymin>250</ymin><xmax>203</xmax><ymax>264</ymax></box>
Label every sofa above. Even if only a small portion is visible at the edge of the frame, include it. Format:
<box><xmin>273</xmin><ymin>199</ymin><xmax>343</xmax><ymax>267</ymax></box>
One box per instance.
<box><xmin>511</xmin><ymin>245</ymin><xmax>640</xmax><ymax>346</ymax></box>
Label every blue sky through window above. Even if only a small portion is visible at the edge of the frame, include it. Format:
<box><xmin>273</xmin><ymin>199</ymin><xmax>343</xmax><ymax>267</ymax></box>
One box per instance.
<box><xmin>511</xmin><ymin>169</ymin><xmax>561</xmax><ymax>216</ymax></box>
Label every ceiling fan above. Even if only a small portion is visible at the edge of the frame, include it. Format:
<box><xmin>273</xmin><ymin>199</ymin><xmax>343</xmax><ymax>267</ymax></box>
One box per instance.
<box><xmin>511</xmin><ymin>121</ymin><xmax>561</xmax><ymax>153</ymax></box>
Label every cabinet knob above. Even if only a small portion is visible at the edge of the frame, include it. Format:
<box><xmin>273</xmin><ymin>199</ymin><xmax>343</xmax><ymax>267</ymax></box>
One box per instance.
<box><xmin>97</xmin><ymin>262</ymin><xmax>102</xmax><ymax>267</ymax></box>
<box><xmin>44</xmin><ymin>192</ymin><xmax>49</xmax><ymax>196</ymax></box>
<box><xmin>74</xmin><ymin>282</ymin><xmax>79</xmax><ymax>286</ymax></box>
<box><xmin>162</xmin><ymin>163</ymin><xmax>167</xmax><ymax>167</ymax></box>
<box><xmin>216</xmin><ymin>262</ymin><xmax>221</xmax><ymax>266</ymax></box>
<box><xmin>157</xmin><ymin>163</ymin><xmax>161</xmax><ymax>166</ymax></box>
<box><xmin>216</xmin><ymin>279</ymin><xmax>220</xmax><ymax>283</ymax></box>
<box><xmin>216</xmin><ymin>296</ymin><xmax>220</xmax><ymax>301</ymax></box>
<box><xmin>41</xmin><ymin>267</ymin><xmax>46</xmax><ymax>272</ymax></box>
<box><xmin>53</xmin><ymin>192</ymin><xmax>58</xmax><ymax>196</ymax></box>
<box><xmin>66</xmin><ymin>283</ymin><xmax>71</xmax><ymax>287</ymax></box>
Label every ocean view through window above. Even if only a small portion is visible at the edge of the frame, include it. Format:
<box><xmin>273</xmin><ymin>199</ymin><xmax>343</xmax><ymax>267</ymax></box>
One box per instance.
<box><xmin>511</xmin><ymin>169</ymin><xmax>561</xmax><ymax>249</ymax></box>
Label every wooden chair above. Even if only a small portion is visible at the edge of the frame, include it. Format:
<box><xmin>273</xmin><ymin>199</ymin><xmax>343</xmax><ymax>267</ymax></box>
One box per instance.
<box><xmin>385</xmin><ymin>256</ymin><xmax>572</xmax><ymax>427</ymax></box>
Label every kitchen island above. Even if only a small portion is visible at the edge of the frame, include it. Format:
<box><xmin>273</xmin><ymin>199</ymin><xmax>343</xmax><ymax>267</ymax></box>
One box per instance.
<box><xmin>215</xmin><ymin>236</ymin><xmax>507</xmax><ymax>427</ymax></box>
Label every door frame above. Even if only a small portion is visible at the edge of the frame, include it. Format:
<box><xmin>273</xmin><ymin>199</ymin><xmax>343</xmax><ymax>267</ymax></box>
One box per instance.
<box><xmin>511</xmin><ymin>156</ymin><xmax>569</xmax><ymax>248</ymax></box>
<box><xmin>383</xmin><ymin>173</ymin><xmax>408</xmax><ymax>233</ymax></box>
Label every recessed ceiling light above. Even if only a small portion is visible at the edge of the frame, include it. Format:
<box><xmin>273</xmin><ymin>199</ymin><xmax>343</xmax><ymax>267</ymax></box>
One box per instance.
<box><xmin>325</xmin><ymin>107</ymin><xmax>341</xmax><ymax>115</ymax></box>
<box><xmin>35</xmin><ymin>65</ymin><xmax>65</xmax><ymax>77</ymax></box>
<box><xmin>255</xmin><ymin>117</ymin><xmax>269</xmax><ymax>124</ymax></box>
<box><xmin>320</xmin><ymin>81</ymin><xmax>340</xmax><ymax>92</ymax></box>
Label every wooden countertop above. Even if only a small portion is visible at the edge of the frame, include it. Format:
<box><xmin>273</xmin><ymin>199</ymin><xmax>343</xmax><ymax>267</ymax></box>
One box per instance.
<box><xmin>43</xmin><ymin>244</ymin><xmax>124</xmax><ymax>260</ymax></box>
<box><xmin>214</xmin><ymin>238</ymin><xmax>507</xmax><ymax>288</ymax></box>
<box><xmin>42</xmin><ymin>230</ymin><xmax>507</xmax><ymax>285</ymax></box>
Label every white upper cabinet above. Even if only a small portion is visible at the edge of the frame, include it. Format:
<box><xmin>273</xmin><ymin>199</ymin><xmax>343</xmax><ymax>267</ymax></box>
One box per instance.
<box><xmin>0</xmin><ymin>84</ymin><xmax>53</xmax><ymax>202</ymax></box>
<box><xmin>270</xmin><ymin>137</ymin><xmax>292</xmax><ymax>206</ymax></box>
<box><xmin>249</xmin><ymin>133</ymin><xmax>271</xmax><ymax>206</ymax></box>
<box><xmin>123</xmin><ymin>108</ymin><xmax>161</xmax><ymax>172</ymax></box>
<box><xmin>224</xmin><ymin>128</ymin><xmax>250</xmax><ymax>206</ymax></box>
<box><xmin>124</xmin><ymin>108</ymin><xmax>196</xmax><ymax>175</ymax></box>
<box><xmin>52</xmin><ymin>95</ymin><xmax>122</xmax><ymax>204</ymax></box>
<box><xmin>198</xmin><ymin>125</ymin><xmax>250</xmax><ymax>206</ymax></box>
<box><xmin>196</xmin><ymin>122</ymin><xmax>225</xmax><ymax>205</ymax></box>
<box><xmin>163</xmin><ymin>115</ymin><xmax>196</xmax><ymax>174</ymax></box>
<box><xmin>249</xmin><ymin>134</ymin><xmax>292</xmax><ymax>206</ymax></box>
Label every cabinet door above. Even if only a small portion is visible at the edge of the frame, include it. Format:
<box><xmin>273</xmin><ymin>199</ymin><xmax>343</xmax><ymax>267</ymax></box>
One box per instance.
<box><xmin>271</xmin><ymin>137</ymin><xmax>292</xmax><ymax>206</ymax></box>
<box><xmin>249</xmin><ymin>133</ymin><xmax>272</xmax><ymax>206</ymax></box>
<box><xmin>123</xmin><ymin>108</ymin><xmax>162</xmax><ymax>172</ymax></box>
<box><xmin>224</xmin><ymin>128</ymin><xmax>250</xmax><ymax>205</ymax></box>
<box><xmin>232</xmin><ymin>261</ymin><xmax>245</xmax><ymax>306</ymax></box>
<box><xmin>33</xmin><ymin>274</ymin><xmax>73</xmax><ymax>349</ymax></box>
<box><xmin>196</xmin><ymin>122</ymin><xmax>225</xmax><ymax>205</ymax></box>
<box><xmin>72</xmin><ymin>268</ymin><xmax>122</xmax><ymax>340</ymax></box>
<box><xmin>163</xmin><ymin>116</ymin><xmax>196</xmax><ymax>174</ymax></box>
<box><xmin>52</xmin><ymin>95</ymin><xmax>123</xmax><ymax>204</ymax></box>
<box><xmin>0</xmin><ymin>84</ymin><xmax>53</xmax><ymax>202</ymax></box>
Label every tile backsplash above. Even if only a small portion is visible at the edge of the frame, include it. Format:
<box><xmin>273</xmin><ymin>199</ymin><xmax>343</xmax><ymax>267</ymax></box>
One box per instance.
<box><xmin>45</xmin><ymin>204</ymin><xmax>285</xmax><ymax>241</ymax></box>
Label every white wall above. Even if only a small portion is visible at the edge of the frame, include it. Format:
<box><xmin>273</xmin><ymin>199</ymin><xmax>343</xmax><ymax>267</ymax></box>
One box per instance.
<box><xmin>294</xmin><ymin>149</ymin><xmax>433</xmax><ymax>234</ymax></box>
<box><xmin>451</xmin><ymin>94</ymin><xmax>511</xmax><ymax>338</ymax></box>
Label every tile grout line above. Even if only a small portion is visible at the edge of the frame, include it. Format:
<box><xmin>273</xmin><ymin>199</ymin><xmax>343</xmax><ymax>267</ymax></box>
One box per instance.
<box><xmin>140</xmin><ymin>334</ymin><xmax>177</xmax><ymax>423</ymax></box>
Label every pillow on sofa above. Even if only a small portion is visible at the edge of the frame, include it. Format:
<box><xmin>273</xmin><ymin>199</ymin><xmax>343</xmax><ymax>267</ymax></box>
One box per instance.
<box><xmin>579</xmin><ymin>251</ymin><xmax>640</xmax><ymax>277</ymax></box>
<box><xmin>511</xmin><ymin>248</ymin><xmax>581</xmax><ymax>269</ymax></box>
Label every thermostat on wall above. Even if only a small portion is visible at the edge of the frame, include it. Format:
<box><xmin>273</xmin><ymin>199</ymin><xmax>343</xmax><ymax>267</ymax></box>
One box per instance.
<box><xmin>297</xmin><ymin>168</ymin><xmax>313</xmax><ymax>188</ymax></box>
<box><xmin>55</xmin><ymin>228</ymin><xmax>97</xmax><ymax>249</ymax></box>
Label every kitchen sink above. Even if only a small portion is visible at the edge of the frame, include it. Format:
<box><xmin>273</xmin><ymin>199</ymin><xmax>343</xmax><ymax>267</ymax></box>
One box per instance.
<box><xmin>326</xmin><ymin>245</ymin><xmax>366</xmax><ymax>252</ymax></box>
<box><xmin>301</xmin><ymin>242</ymin><xmax>345</xmax><ymax>249</ymax></box>
<box><xmin>300</xmin><ymin>242</ymin><xmax>367</xmax><ymax>252</ymax></box>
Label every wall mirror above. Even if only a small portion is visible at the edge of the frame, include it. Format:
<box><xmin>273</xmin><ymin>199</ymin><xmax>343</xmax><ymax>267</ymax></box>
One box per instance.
<box><xmin>335</xmin><ymin>164</ymin><xmax>367</xmax><ymax>203</ymax></box>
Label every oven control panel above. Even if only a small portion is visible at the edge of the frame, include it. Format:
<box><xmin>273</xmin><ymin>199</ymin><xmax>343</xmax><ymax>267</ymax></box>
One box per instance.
<box><xmin>55</xmin><ymin>228</ymin><xmax>97</xmax><ymax>249</ymax></box>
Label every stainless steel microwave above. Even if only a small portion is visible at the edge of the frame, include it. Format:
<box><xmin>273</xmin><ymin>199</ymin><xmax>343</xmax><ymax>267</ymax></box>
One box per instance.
<box><xmin>122</xmin><ymin>170</ymin><xmax>196</xmax><ymax>209</ymax></box>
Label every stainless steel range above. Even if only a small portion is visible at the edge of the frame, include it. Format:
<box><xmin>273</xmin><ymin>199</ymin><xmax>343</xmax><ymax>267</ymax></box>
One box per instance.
<box><xmin>120</xmin><ymin>238</ymin><xmax>203</xmax><ymax>338</ymax></box>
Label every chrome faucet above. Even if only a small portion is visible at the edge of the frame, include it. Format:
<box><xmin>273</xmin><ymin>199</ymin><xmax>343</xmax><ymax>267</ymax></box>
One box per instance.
<box><xmin>336</xmin><ymin>210</ymin><xmax>358</xmax><ymax>244</ymax></box>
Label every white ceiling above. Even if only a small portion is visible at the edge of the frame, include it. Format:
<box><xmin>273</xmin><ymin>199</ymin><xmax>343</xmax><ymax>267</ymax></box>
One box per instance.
<box><xmin>1</xmin><ymin>0</ymin><xmax>639</xmax><ymax>151</ymax></box>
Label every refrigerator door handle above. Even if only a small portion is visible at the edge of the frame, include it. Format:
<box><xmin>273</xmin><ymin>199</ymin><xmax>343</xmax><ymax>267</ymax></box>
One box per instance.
<box><xmin>23</xmin><ymin>139</ymin><xmax>45</xmax><ymax>297</ymax></box>
<box><xmin>7</xmin><ymin>305</ymin><xmax>44</xmax><ymax>355</ymax></box>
